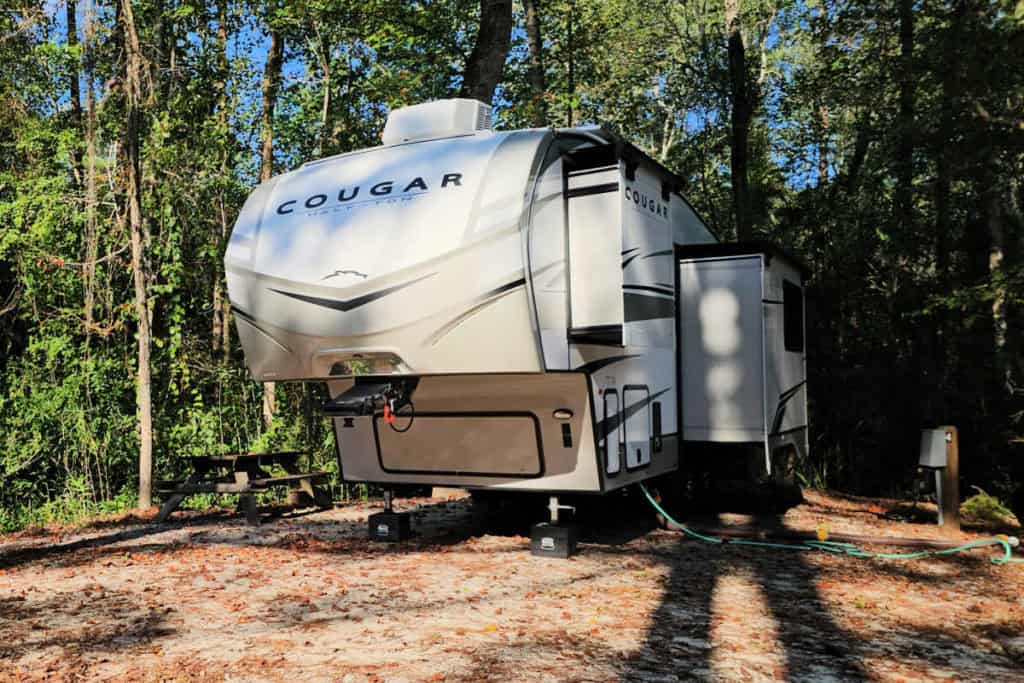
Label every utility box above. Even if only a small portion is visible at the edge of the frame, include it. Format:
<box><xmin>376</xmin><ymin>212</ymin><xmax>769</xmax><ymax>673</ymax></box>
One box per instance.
<box><xmin>917</xmin><ymin>426</ymin><xmax>959</xmax><ymax>531</ymax></box>
<box><xmin>919</xmin><ymin>429</ymin><xmax>948</xmax><ymax>469</ymax></box>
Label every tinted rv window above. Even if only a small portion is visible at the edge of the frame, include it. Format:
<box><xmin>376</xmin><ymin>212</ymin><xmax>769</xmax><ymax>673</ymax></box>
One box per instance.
<box><xmin>783</xmin><ymin>280</ymin><xmax>804</xmax><ymax>353</ymax></box>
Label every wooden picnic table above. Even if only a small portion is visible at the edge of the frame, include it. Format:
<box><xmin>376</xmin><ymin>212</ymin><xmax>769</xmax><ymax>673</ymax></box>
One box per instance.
<box><xmin>155</xmin><ymin>451</ymin><xmax>331</xmax><ymax>525</ymax></box>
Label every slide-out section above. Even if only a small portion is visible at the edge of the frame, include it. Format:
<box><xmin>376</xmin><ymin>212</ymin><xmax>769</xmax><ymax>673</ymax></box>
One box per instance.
<box><xmin>677</xmin><ymin>244</ymin><xmax>809</xmax><ymax>474</ymax></box>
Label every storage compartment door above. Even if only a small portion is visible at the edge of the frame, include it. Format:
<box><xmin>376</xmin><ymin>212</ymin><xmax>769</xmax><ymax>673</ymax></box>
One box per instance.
<box><xmin>375</xmin><ymin>413</ymin><xmax>543</xmax><ymax>477</ymax></box>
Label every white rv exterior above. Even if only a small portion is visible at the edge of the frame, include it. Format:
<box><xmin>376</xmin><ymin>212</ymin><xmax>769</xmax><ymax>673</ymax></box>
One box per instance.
<box><xmin>224</xmin><ymin>99</ymin><xmax>808</xmax><ymax>496</ymax></box>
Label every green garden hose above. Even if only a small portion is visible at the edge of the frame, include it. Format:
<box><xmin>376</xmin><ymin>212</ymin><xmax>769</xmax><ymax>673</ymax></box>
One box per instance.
<box><xmin>639</xmin><ymin>483</ymin><xmax>1022</xmax><ymax>565</ymax></box>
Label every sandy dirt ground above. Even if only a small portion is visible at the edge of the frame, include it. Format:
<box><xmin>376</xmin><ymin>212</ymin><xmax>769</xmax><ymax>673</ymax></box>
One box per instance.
<box><xmin>1</xmin><ymin>490</ymin><xmax>1023</xmax><ymax>682</ymax></box>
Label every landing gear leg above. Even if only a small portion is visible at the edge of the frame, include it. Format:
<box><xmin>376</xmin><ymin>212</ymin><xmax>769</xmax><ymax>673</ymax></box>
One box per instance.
<box><xmin>530</xmin><ymin>496</ymin><xmax>577</xmax><ymax>558</ymax></box>
<box><xmin>368</xmin><ymin>489</ymin><xmax>411</xmax><ymax>542</ymax></box>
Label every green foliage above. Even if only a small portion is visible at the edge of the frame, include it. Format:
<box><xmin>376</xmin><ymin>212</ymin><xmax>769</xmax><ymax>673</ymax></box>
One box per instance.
<box><xmin>961</xmin><ymin>491</ymin><xmax>1017</xmax><ymax>525</ymax></box>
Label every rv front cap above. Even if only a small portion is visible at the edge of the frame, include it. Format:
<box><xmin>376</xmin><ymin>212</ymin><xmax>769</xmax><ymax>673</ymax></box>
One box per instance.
<box><xmin>276</xmin><ymin>173</ymin><xmax>464</xmax><ymax>215</ymax></box>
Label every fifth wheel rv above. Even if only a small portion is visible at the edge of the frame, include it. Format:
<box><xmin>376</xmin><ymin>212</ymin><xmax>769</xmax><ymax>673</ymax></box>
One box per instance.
<box><xmin>224</xmin><ymin>98</ymin><xmax>809</xmax><ymax>547</ymax></box>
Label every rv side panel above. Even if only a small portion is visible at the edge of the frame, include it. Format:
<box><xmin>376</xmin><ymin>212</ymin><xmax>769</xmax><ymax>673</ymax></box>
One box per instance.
<box><xmin>762</xmin><ymin>257</ymin><xmax>810</xmax><ymax>464</ymax></box>
<box><xmin>329</xmin><ymin>374</ymin><xmax>604</xmax><ymax>492</ymax></box>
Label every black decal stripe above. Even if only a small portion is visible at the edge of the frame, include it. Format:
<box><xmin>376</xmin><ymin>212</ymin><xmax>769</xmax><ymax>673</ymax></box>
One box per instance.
<box><xmin>779</xmin><ymin>380</ymin><xmax>807</xmax><ymax>402</ymax></box>
<box><xmin>621</xmin><ymin>253</ymin><xmax>642</xmax><ymax>268</ymax></box>
<box><xmin>566</xmin><ymin>182</ymin><xmax>618</xmax><ymax>199</ymax></box>
<box><xmin>231</xmin><ymin>306</ymin><xmax>292</xmax><ymax>353</ymax></box>
<box><xmin>621</xmin><ymin>248</ymin><xmax>639</xmax><ymax>256</ymax></box>
<box><xmin>624</xmin><ymin>250</ymin><xmax>674</xmax><ymax>270</ymax></box>
<box><xmin>595</xmin><ymin>388</ymin><xmax>670</xmax><ymax>438</ymax></box>
<box><xmin>569</xmin><ymin>325</ymin><xmax>623</xmax><ymax>346</ymax></box>
<box><xmin>770</xmin><ymin>405</ymin><xmax>787</xmax><ymax>436</ymax></box>
<box><xmin>623</xmin><ymin>284</ymin><xmax>675</xmax><ymax>297</ymax></box>
<box><xmin>232</xmin><ymin>305</ymin><xmax>254</xmax><ymax>321</ymax></box>
<box><xmin>624</xmin><ymin>292</ymin><xmax>675</xmax><ymax>322</ymax></box>
<box><xmin>770</xmin><ymin>381</ymin><xmax>807</xmax><ymax>435</ymax></box>
<box><xmin>574</xmin><ymin>354</ymin><xmax>640</xmax><ymax>374</ymax></box>
<box><xmin>269</xmin><ymin>273</ymin><xmax>436</xmax><ymax>312</ymax></box>
<box><xmin>425</xmin><ymin>277</ymin><xmax>527</xmax><ymax>346</ymax></box>
<box><xmin>481</xmin><ymin>276</ymin><xmax>527</xmax><ymax>299</ymax></box>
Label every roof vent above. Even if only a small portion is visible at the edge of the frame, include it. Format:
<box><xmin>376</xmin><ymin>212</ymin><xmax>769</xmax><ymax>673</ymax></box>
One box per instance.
<box><xmin>382</xmin><ymin>99</ymin><xmax>492</xmax><ymax>146</ymax></box>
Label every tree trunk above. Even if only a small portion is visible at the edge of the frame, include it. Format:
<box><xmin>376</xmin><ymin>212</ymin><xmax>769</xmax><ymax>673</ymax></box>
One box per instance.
<box><xmin>83</xmin><ymin>0</ymin><xmax>98</xmax><ymax>349</ymax></box>
<box><xmin>212</xmin><ymin>0</ymin><xmax>230</xmax><ymax>356</ymax></box>
<box><xmin>895</xmin><ymin>0</ymin><xmax>914</xmax><ymax>231</ymax></box>
<box><xmin>932</xmin><ymin>0</ymin><xmax>964</xmax><ymax>414</ymax></box>
<box><xmin>121</xmin><ymin>0</ymin><xmax>153</xmax><ymax>510</ymax></box>
<box><xmin>260</xmin><ymin>28</ymin><xmax>284</xmax><ymax>184</ymax></box>
<box><xmin>320</xmin><ymin>62</ymin><xmax>331</xmax><ymax>156</ymax></box>
<box><xmin>831</xmin><ymin>113</ymin><xmax>870</xmax><ymax>200</ymax></box>
<box><xmin>458</xmin><ymin>0</ymin><xmax>513</xmax><ymax>105</ymax></box>
<box><xmin>260</xmin><ymin>20</ymin><xmax>284</xmax><ymax>430</ymax></box>
<box><xmin>725</xmin><ymin>0</ymin><xmax>753</xmax><ymax>241</ymax></box>
<box><xmin>816</xmin><ymin>102</ymin><xmax>829</xmax><ymax>187</ymax></box>
<box><xmin>311</xmin><ymin>20</ymin><xmax>332</xmax><ymax>157</ymax></box>
<box><xmin>523</xmin><ymin>0</ymin><xmax>546</xmax><ymax>126</ymax></box>
<box><xmin>67</xmin><ymin>0</ymin><xmax>83</xmax><ymax>179</ymax></box>
<box><xmin>986</xmin><ymin>174</ymin><xmax>1008</xmax><ymax>393</ymax></box>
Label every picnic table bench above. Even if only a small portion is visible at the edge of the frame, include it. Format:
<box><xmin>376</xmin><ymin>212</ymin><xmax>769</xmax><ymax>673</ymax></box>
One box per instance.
<box><xmin>155</xmin><ymin>451</ymin><xmax>331</xmax><ymax>525</ymax></box>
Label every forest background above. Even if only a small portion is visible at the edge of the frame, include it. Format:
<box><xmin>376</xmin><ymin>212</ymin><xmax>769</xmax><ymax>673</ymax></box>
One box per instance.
<box><xmin>1</xmin><ymin>0</ymin><xmax>1022</xmax><ymax>531</ymax></box>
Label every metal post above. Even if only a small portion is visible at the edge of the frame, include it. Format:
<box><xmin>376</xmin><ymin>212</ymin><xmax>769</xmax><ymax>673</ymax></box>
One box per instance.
<box><xmin>384</xmin><ymin>489</ymin><xmax>393</xmax><ymax>513</ymax></box>
<box><xmin>549</xmin><ymin>495</ymin><xmax>560</xmax><ymax>524</ymax></box>
<box><xmin>940</xmin><ymin>426</ymin><xmax>960</xmax><ymax>532</ymax></box>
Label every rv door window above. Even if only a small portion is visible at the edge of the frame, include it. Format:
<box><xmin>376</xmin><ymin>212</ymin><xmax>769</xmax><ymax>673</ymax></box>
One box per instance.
<box><xmin>603</xmin><ymin>389</ymin><xmax>622</xmax><ymax>475</ymax></box>
<box><xmin>783</xmin><ymin>280</ymin><xmax>804</xmax><ymax>353</ymax></box>
<box><xmin>622</xmin><ymin>385</ymin><xmax>651</xmax><ymax>470</ymax></box>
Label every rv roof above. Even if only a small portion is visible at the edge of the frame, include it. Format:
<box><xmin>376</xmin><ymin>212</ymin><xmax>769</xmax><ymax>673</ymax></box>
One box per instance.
<box><xmin>676</xmin><ymin>241</ymin><xmax>811</xmax><ymax>277</ymax></box>
<box><xmin>297</xmin><ymin>125</ymin><xmax>605</xmax><ymax>172</ymax></box>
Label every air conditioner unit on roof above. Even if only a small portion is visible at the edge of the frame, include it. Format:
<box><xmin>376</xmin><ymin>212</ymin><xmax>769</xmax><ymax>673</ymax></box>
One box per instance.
<box><xmin>382</xmin><ymin>98</ymin><xmax>492</xmax><ymax>146</ymax></box>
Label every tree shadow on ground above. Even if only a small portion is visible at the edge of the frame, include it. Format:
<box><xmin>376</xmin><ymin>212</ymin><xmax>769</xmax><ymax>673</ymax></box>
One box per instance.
<box><xmin>620</xmin><ymin>521</ymin><xmax>870</xmax><ymax>681</ymax></box>
<box><xmin>0</xmin><ymin>588</ymin><xmax>174</xmax><ymax>661</ymax></box>
<box><xmin>618</xmin><ymin>505</ymin><xmax>1017</xmax><ymax>681</ymax></box>
<box><xmin>0</xmin><ymin>498</ymin><xmax>511</xmax><ymax>571</ymax></box>
<box><xmin>0</xmin><ymin>500</ymin><xmax>341</xmax><ymax>570</ymax></box>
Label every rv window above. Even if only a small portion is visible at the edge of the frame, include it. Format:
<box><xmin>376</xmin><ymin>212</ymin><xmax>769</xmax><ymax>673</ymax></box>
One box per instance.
<box><xmin>783</xmin><ymin>280</ymin><xmax>804</xmax><ymax>353</ymax></box>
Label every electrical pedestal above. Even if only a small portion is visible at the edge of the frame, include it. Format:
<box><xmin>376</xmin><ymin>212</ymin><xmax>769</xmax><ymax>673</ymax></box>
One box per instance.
<box><xmin>368</xmin><ymin>490</ymin><xmax>411</xmax><ymax>542</ymax></box>
<box><xmin>530</xmin><ymin>496</ymin><xmax>577</xmax><ymax>559</ymax></box>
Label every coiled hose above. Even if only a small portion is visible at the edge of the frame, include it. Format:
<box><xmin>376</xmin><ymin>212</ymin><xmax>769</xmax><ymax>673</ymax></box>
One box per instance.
<box><xmin>638</xmin><ymin>483</ymin><xmax>1023</xmax><ymax>565</ymax></box>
